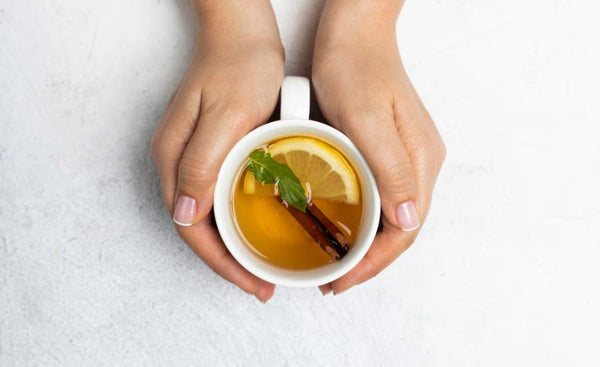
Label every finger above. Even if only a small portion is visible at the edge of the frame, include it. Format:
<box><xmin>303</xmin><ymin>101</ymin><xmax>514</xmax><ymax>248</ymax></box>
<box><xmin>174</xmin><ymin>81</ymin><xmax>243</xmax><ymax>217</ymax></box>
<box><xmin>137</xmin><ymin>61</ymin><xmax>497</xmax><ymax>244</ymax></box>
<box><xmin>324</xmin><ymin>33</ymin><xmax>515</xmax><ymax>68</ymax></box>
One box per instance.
<box><xmin>172</xmin><ymin>104</ymin><xmax>257</xmax><ymax>226</ymax></box>
<box><xmin>332</xmin><ymin>128</ymin><xmax>441</xmax><ymax>295</ymax></box>
<box><xmin>332</xmin><ymin>94</ymin><xmax>444</xmax><ymax>294</ymax></box>
<box><xmin>393</xmin><ymin>88</ymin><xmax>446</xmax><ymax>222</ymax></box>
<box><xmin>343</xmin><ymin>109</ymin><xmax>420</xmax><ymax>232</ymax></box>
<box><xmin>178</xmin><ymin>220</ymin><xmax>275</xmax><ymax>303</ymax></box>
<box><xmin>171</xmin><ymin>102</ymin><xmax>272</xmax><ymax>299</ymax></box>
<box><xmin>331</xmin><ymin>217</ymin><xmax>417</xmax><ymax>294</ymax></box>
<box><xmin>150</xmin><ymin>77</ymin><xmax>202</xmax><ymax>214</ymax></box>
<box><xmin>329</xmin><ymin>106</ymin><xmax>421</xmax><ymax>294</ymax></box>
<box><xmin>319</xmin><ymin>283</ymin><xmax>333</xmax><ymax>295</ymax></box>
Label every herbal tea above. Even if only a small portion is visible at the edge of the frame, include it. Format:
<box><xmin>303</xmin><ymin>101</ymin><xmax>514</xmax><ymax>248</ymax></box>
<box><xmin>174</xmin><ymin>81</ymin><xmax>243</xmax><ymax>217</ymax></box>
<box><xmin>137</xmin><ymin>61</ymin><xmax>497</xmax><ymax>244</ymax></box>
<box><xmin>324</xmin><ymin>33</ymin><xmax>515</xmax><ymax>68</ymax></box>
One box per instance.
<box><xmin>232</xmin><ymin>136</ymin><xmax>363</xmax><ymax>270</ymax></box>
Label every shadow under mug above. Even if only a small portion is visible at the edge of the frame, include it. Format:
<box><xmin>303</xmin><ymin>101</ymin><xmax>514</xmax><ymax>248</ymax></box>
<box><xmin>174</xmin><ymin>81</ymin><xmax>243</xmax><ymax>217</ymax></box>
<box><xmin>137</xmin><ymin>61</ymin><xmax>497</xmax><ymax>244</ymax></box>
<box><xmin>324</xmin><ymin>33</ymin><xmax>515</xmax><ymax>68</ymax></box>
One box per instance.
<box><xmin>214</xmin><ymin>76</ymin><xmax>381</xmax><ymax>287</ymax></box>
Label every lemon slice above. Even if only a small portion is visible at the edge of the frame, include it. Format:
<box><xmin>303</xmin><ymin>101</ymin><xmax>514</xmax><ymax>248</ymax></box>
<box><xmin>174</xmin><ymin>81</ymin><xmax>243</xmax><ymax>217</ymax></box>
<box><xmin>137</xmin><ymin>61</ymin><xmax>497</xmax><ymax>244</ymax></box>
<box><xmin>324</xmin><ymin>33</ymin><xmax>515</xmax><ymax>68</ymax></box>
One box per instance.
<box><xmin>244</xmin><ymin>137</ymin><xmax>360</xmax><ymax>205</ymax></box>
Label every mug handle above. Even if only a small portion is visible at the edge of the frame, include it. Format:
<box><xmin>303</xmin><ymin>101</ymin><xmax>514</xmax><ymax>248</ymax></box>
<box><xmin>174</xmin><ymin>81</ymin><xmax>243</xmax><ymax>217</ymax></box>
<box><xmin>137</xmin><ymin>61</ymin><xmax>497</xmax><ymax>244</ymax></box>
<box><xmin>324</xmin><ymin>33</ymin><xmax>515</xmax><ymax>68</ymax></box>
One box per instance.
<box><xmin>280</xmin><ymin>76</ymin><xmax>310</xmax><ymax>120</ymax></box>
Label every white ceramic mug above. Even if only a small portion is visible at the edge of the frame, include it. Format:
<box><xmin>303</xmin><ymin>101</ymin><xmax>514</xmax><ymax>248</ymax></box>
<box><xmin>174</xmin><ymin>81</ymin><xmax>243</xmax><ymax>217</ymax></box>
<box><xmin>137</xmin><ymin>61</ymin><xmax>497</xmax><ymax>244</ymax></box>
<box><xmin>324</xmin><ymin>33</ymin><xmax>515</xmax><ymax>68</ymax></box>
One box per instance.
<box><xmin>214</xmin><ymin>76</ymin><xmax>380</xmax><ymax>287</ymax></box>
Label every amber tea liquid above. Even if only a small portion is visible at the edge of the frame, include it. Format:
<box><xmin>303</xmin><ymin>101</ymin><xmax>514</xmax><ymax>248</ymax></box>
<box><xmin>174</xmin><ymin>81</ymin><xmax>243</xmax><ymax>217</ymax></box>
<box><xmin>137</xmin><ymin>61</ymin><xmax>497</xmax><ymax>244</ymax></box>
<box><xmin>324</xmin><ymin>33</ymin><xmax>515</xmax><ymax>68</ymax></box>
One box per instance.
<box><xmin>232</xmin><ymin>138</ymin><xmax>363</xmax><ymax>270</ymax></box>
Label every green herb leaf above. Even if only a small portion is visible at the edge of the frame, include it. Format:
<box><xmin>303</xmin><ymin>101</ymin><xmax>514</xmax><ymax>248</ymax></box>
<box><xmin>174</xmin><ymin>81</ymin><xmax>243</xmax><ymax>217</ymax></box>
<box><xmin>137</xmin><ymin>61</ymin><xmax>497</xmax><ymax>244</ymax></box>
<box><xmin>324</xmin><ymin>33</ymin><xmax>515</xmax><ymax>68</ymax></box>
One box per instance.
<box><xmin>246</xmin><ymin>150</ymin><xmax>308</xmax><ymax>212</ymax></box>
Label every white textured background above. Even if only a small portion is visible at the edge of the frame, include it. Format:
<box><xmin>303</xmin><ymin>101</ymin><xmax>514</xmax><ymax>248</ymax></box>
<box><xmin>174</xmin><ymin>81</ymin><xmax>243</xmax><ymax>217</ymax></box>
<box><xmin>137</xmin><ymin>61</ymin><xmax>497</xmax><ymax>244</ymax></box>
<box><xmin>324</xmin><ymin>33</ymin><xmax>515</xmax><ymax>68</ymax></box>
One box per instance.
<box><xmin>2</xmin><ymin>0</ymin><xmax>600</xmax><ymax>366</ymax></box>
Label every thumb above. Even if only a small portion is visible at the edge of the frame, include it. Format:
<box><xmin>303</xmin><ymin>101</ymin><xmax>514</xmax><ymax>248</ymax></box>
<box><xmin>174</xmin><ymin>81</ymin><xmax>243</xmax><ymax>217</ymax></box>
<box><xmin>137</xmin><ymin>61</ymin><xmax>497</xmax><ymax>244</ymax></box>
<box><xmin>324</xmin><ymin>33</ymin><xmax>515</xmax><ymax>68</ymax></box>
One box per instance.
<box><xmin>346</xmin><ymin>113</ymin><xmax>420</xmax><ymax>232</ymax></box>
<box><xmin>172</xmin><ymin>109</ymin><xmax>252</xmax><ymax>227</ymax></box>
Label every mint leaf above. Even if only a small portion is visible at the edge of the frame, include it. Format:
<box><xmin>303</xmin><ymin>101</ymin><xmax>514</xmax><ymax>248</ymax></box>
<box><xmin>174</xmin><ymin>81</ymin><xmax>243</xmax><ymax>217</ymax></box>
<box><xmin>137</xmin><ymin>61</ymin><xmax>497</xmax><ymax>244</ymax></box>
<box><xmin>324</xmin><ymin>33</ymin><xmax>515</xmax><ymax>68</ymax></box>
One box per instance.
<box><xmin>247</xmin><ymin>150</ymin><xmax>308</xmax><ymax>212</ymax></box>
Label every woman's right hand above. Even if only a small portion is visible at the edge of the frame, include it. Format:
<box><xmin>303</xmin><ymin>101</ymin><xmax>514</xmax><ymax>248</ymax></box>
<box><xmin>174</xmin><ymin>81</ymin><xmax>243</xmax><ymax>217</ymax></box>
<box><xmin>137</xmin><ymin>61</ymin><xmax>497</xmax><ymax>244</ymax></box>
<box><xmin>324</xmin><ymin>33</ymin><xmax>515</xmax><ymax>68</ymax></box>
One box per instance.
<box><xmin>150</xmin><ymin>1</ymin><xmax>284</xmax><ymax>303</ymax></box>
<box><xmin>312</xmin><ymin>0</ymin><xmax>446</xmax><ymax>295</ymax></box>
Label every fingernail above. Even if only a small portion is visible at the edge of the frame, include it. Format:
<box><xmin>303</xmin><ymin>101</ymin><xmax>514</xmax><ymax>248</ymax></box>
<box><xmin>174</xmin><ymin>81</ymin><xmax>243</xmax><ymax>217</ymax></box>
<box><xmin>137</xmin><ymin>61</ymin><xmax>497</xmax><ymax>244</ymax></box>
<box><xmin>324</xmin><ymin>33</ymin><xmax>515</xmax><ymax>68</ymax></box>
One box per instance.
<box><xmin>255</xmin><ymin>282</ymin><xmax>273</xmax><ymax>304</ymax></box>
<box><xmin>173</xmin><ymin>195</ymin><xmax>197</xmax><ymax>226</ymax></box>
<box><xmin>396</xmin><ymin>200</ymin><xmax>420</xmax><ymax>232</ymax></box>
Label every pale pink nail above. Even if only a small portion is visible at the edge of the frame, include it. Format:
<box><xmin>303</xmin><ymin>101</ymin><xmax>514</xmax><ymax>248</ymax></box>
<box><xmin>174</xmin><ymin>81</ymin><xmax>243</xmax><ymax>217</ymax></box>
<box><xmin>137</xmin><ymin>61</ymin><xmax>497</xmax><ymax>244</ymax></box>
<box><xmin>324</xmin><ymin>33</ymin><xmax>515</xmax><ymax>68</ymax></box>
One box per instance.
<box><xmin>396</xmin><ymin>201</ymin><xmax>420</xmax><ymax>232</ymax></box>
<box><xmin>173</xmin><ymin>195</ymin><xmax>197</xmax><ymax>226</ymax></box>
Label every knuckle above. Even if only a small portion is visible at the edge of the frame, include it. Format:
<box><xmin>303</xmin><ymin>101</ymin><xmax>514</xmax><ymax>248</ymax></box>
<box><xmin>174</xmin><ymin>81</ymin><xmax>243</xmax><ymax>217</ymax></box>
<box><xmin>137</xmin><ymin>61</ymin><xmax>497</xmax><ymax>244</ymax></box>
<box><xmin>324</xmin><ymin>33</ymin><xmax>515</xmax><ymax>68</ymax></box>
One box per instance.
<box><xmin>384</xmin><ymin>160</ymin><xmax>416</xmax><ymax>194</ymax></box>
<box><xmin>178</xmin><ymin>155</ymin><xmax>215</xmax><ymax>188</ymax></box>
<box><xmin>380</xmin><ymin>160</ymin><xmax>417</xmax><ymax>202</ymax></box>
<box><xmin>224</xmin><ymin>108</ymin><xmax>254</xmax><ymax>130</ymax></box>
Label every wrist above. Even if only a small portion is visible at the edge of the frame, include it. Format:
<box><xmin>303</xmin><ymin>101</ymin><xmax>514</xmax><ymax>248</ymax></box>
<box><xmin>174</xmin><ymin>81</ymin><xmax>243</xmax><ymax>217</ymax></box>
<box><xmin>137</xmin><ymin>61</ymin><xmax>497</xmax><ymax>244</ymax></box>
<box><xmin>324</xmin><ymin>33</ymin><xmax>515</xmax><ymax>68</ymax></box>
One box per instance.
<box><xmin>321</xmin><ymin>0</ymin><xmax>402</xmax><ymax>28</ymax></box>
<box><xmin>191</xmin><ymin>0</ymin><xmax>273</xmax><ymax>14</ymax></box>
<box><xmin>316</xmin><ymin>0</ymin><xmax>401</xmax><ymax>49</ymax></box>
<box><xmin>193</xmin><ymin>0</ymin><xmax>283</xmax><ymax>53</ymax></box>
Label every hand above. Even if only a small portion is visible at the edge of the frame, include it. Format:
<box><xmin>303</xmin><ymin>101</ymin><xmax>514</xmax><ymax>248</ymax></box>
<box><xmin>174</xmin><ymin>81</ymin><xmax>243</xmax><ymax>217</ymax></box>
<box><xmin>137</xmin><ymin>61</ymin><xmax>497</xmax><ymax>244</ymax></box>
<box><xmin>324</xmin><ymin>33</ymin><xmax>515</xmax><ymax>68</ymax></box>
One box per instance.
<box><xmin>150</xmin><ymin>1</ymin><xmax>284</xmax><ymax>303</ymax></box>
<box><xmin>312</xmin><ymin>0</ymin><xmax>445</xmax><ymax>295</ymax></box>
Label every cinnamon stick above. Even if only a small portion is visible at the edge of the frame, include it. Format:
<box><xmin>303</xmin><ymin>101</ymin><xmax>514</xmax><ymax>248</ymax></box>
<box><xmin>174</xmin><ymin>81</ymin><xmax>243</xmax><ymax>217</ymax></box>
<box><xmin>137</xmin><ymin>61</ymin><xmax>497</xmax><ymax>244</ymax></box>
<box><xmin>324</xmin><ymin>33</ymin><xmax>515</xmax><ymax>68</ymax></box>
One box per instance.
<box><xmin>306</xmin><ymin>202</ymin><xmax>350</xmax><ymax>251</ymax></box>
<box><xmin>276</xmin><ymin>198</ymin><xmax>350</xmax><ymax>260</ymax></box>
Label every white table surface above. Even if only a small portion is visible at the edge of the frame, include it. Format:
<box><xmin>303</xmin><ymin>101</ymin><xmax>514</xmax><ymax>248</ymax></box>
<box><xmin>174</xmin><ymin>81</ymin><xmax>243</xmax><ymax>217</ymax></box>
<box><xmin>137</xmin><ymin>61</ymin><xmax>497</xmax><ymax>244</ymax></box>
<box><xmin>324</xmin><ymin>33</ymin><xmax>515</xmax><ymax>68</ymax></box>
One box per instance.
<box><xmin>2</xmin><ymin>0</ymin><xmax>600</xmax><ymax>366</ymax></box>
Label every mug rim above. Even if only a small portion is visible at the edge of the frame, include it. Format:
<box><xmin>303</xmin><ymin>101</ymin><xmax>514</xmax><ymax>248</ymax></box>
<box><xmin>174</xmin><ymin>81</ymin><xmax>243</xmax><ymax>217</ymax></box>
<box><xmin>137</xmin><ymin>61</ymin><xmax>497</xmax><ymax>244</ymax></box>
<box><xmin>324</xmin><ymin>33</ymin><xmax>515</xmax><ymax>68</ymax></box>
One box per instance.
<box><xmin>214</xmin><ymin>119</ymin><xmax>380</xmax><ymax>287</ymax></box>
